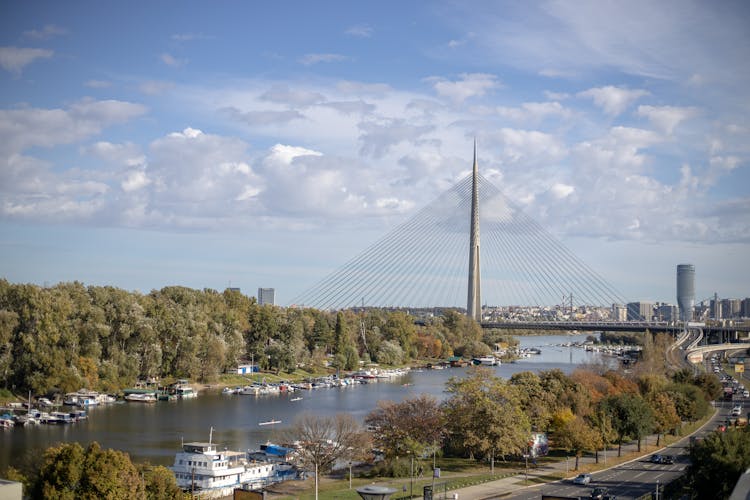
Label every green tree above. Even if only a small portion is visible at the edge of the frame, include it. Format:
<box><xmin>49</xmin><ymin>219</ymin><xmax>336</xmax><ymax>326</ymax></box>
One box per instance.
<box><xmin>138</xmin><ymin>464</ymin><xmax>186</xmax><ymax>499</ymax></box>
<box><xmin>602</xmin><ymin>393</ymin><xmax>654</xmax><ymax>456</ymax></box>
<box><xmin>32</xmin><ymin>442</ymin><xmax>145</xmax><ymax>499</ymax></box>
<box><xmin>689</xmin><ymin>428</ymin><xmax>750</xmax><ymax>499</ymax></box>
<box><xmin>442</xmin><ymin>367</ymin><xmax>530</xmax><ymax>464</ymax></box>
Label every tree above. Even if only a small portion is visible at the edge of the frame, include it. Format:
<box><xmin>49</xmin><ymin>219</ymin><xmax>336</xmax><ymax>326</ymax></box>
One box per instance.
<box><xmin>555</xmin><ymin>416</ymin><xmax>603</xmax><ymax>470</ymax></box>
<box><xmin>31</xmin><ymin>442</ymin><xmax>145</xmax><ymax>499</ymax></box>
<box><xmin>442</xmin><ymin>367</ymin><xmax>530</xmax><ymax>465</ymax></box>
<box><xmin>689</xmin><ymin>428</ymin><xmax>750</xmax><ymax>499</ymax></box>
<box><xmin>138</xmin><ymin>464</ymin><xmax>186</xmax><ymax>499</ymax></box>
<box><xmin>602</xmin><ymin>393</ymin><xmax>654</xmax><ymax>456</ymax></box>
<box><xmin>647</xmin><ymin>392</ymin><xmax>681</xmax><ymax>446</ymax></box>
<box><xmin>365</xmin><ymin>394</ymin><xmax>444</xmax><ymax>459</ymax></box>
<box><xmin>284</xmin><ymin>413</ymin><xmax>370</xmax><ymax>500</ymax></box>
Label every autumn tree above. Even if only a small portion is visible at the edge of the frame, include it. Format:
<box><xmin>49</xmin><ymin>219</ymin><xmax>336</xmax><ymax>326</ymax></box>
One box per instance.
<box><xmin>555</xmin><ymin>415</ymin><xmax>603</xmax><ymax>470</ymax></box>
<box><xmin>365</xmin><ymin>394</ymin><xmax>444</xmax><ymax>459</ymax></box>
<box><xmin>442</xmin><ymin>367</ymin><xmax>530</xmax><ymax>466</ymax></box>
<box><xmin>647</xmin><ymin>392</ymin><xmax>681</xmax><ymax>446</ymax></box>
<box><xmin>284</xmin><ymin>413</ymin><xmax>370</xmax><ymax>500</ymax></box>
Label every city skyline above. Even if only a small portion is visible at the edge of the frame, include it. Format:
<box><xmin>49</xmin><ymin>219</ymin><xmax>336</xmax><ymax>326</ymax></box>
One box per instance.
<box><xmin>1</xmin><ymin>1</ymin><xmax>749</xmax><ymax>306</ymax></box>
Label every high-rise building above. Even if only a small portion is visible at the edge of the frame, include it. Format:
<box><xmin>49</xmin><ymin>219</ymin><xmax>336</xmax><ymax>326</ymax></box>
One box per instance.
<box><xmin>742</xmin><ymin>298</ymin><xmax>750</xmax><ymax>319</ymax></box>
<box><xmin>258</xmin><ymin>288</ymin><xmax>275</xmax><ymax>306</ymax></box>
<box><xmin>676</xmin><ymin>264</ymin><xmax>695</xmax><ymax>322</ymax></box>
<box><xmin>627</xmin><ymin>301</ymin><xmax>654</xmax><ymax>321</ymax></box>
<box><xmin>611</xmin><ymin>304</ymin><xmax>627</xmax><ymax>321</ymax></box>
<box><xmin>656</xmin><ymin>303</ymin><xmax>678</xmax><ymax>322</ymax></box>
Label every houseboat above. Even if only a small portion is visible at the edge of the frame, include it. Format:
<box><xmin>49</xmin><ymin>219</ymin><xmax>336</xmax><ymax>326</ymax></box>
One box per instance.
<box><xmin>170</xmin><ymin>437</ymin><xmax>297</xmax><ymax>498</ymax></box>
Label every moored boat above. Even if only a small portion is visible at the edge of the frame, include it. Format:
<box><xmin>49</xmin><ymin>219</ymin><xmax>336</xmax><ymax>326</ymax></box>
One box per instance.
<box><xmin>170</xmin><ymin>432</ymin><xmax>300</xmax><ymax>498</ymax></box>
<box><xmin>124</xmin><ymin>393</ymin><xmax>157</xmax><ymax>403</ymax></box>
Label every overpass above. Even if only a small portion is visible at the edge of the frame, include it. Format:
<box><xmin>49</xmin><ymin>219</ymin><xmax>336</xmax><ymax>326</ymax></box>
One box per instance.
<box><xmin>480</xmin><ymin>320</ymin><xmax>750</xmax><ymax>335</ymax></box>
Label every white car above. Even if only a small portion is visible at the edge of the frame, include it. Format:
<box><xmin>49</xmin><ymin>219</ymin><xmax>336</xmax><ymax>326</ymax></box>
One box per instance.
<box><xmin>573</xmin><ymin>473</ymin><xmax>591</xmax><ymax>485</ymax></box>
<box><xmin>732</xmin><ymin>406</ymin><xmax>742</xmax><ymax>416</ymax></box>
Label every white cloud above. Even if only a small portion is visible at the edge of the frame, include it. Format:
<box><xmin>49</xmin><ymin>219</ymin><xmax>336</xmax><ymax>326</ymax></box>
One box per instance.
<box><xmin>636</xmin><ymin>105</ymin><xmax>698</xmax><ymax>134</ymax></box>
<box><xmin>260</xmin><ymin>85</ymin><xmax>324</xmax><ymax>106</ymax></box>
<box><xmin>429</xmin><ymin>73</ymin><xmax>500</xmax><ymax>104</ymax></box>
<box><xmin>161</xmin><ymin>52</ymin><xmax>186</xmax><ymax>67</ymax></box>
<box><xmin>496</xmin><ymin>101</ymin><xmax>571</xmax><ymax>122</ymax></box>
<box><xmin>85</xmin><ymin>79</ymin><xmax>112</xmax><ymax>88</ymax></box>
<box><xmin>0</xmin><ymin>46</ymin><xmax>53</xmax><ymax>75</ymax></box>
<box><xmin>224</xmin><ymin>107</ymin><xmax>305</xmax><ymax>126</ymax></box>
<box><xmin>121</xmin><ymin>169</ymin><xmax>150</xmax><ymax>192</ymax></box>
<box><xmin>345</xmin><ymin>24</ymin><xmax>373</xmax><ymax>38</ymax></box>
<box><xmin>549</xmin><ymin>183</ymin><xmax>575</xmax><ymax>199</ymax></box>
<box><xmin>83</xmin><ymin>141</ymin><xmax>145</xmax><ymax>167</ymax></box>
<box><xmin>268</xmin><ymin>144</ymin><xmax>323</xmax><ymax>165</ymax></box>
<box><xmin>0</xmin><ymin>99</ymin><xmax>147</xmax><ymax>154</ymax></box>
<box><xmin>578</xmin><ymin>86</ymin><xmax>650</xmax><ymax>116</ymax></box>
<box><xmin>138</xmin><ymin>80</ymin><xmax>175</xmax><ymax>95</ymax></box>
<box><xmin>23</xmin><ymin>24</ymin><xmax>68</xmax><ymax>40</ymax></box>
<box><xmin>299</xmin><ymin>53</ymin><xmax>349</xmax><ymax>66</ymax></box>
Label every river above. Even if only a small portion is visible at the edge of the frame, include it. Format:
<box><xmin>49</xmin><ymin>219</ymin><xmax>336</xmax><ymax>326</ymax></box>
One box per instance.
<box><xmin>1</xmin><ymin>333</ymin><xmax>605</xmax><ymax>470</ymax></box>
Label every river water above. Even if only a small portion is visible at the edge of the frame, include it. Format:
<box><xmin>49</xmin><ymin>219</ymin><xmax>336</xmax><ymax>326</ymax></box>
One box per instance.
<box><xmin>1</xmin><ymin>334</ymin><xmax>604</xmax><ymax>470</ymax></box>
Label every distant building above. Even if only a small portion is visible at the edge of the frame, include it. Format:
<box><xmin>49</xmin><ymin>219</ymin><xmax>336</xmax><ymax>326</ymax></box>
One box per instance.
<box><xmin>258</xmin><ymin>288</ymin><xmax>275</xmax><ymax>306</ymax></box>
<box><xmin>611</xmin><ymin>304</ymin><xmax>627</xmax><ymax>321</ymax></box>
<box><xmin>722</xmin><ymin>298</ymin><xmax>741</xmax><ymax>319</ymax></box>
<box><xmin>226</xmin><ymin>287</ymin><xmax>241</xmax><ymax>293</ymax></box>
<box><xmin>711</xmin><ymin>293</ymin><xmax>722</xmax><ymax>320</ymax></box>
<box><xmin>656</xmin><ymin>303</ymin><xmax>678</xmax><ymax>322</ymax></box>
<box><xmin>627</xmin><ymin>301</ymin><xmax>654</xmax><ymax>321</ymax></box>
<box><xmin>742</xmin><ymin>298</ymin><xmax>750</xmax><ymax>319</ymax></box>
<box><xmin>676</xmin><ymin>264</ymin><xmax>695</xmax><ymax>322</ymax></box>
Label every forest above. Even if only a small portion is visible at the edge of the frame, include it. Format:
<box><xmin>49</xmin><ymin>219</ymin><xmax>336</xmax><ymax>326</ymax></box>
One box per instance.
<box><xmin>0</xmin><ymin>280</ymin><xmax>512</xmax><ymax>395</ymax></box>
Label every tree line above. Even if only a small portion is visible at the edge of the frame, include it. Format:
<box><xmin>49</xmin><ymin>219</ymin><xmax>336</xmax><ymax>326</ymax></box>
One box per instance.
<box><xmin>366</xmin><ymin>363</ymin><xmax>720</xmax><ymax>472</ymax></box>
<box><xmin>0</xmin><ymin>280</ymin><xmax>512</xmax><ymax>396</ymax></box>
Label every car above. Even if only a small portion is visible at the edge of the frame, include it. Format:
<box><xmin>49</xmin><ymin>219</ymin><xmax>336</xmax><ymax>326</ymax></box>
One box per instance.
<box><xmin>590</xmin><ymin>487</ymin><xmax>610</xmax><ymax>500</ymax></box>
<box><xmin>573</xmin><ymin>473</ymin><xmax>592</xmax><ymax>485</ymax></box>
<box><xmin>662</xmin><ymin>455</ymin><xmax>675</xmax><ymax>464</ymax></box>
<box><xmin>732</xmin><ymin>406</ymin><xmax>742</xmax><ymax>416</ymax></box>
<box><xmin>649</xmin><ymin>454</ymin><xmax>662</xmax><ymax>464</ymax></box>
<box><xmin>743</xmin><ymin>390</ymin><xmax>749</xmax><ymax>398</ymax></box>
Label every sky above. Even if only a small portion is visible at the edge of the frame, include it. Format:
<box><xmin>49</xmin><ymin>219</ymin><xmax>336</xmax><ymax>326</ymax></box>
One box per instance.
<box><xmin>1</xmin><ymin>1</ymin><xmax>749</xmax><ymax>306</ymax></box>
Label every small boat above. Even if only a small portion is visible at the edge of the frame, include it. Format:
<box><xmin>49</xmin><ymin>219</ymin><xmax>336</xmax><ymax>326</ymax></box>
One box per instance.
<box><xmin>124</xmin><ymin>393</ymin><xmax>157</xmax><ymax>403</ymax></box>
<box><xmin>290</xmin><ymin>397</ymin><xmax>302</xmax><ymax>402</ymax></box>
<box><xmin>472</xmin><ymin>356</ymin><xmax>499</xmax><ymax>366</ymax></box>
<box><xmin>258</xmin><ymin>419</ymin><xmax>281</xmax><ymax>426</ymax></box>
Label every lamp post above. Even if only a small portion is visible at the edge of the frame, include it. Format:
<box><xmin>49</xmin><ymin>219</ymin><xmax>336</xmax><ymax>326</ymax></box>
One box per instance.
<box><xmin>410</xmin><ymin>455</ymin><xmax>414</xmax><ymax>499</ymax></box>
<box><xmin>356</xmin><ymin>485</ymin><xmax>397</xmax><ymax>500</ymax></box>
<box><xmin>349</xmin><ymin>461</ymin><xmax>353</xmax><ymax>490</ymax></box>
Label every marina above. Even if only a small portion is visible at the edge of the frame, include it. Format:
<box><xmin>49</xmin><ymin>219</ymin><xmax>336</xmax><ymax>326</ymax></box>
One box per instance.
<box><xmin>1</xmin><ymin>334</ymin><xmax>606</xmax><ymax>474</ymax></box>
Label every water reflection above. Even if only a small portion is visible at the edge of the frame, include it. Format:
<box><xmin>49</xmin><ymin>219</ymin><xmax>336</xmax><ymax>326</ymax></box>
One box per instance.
<box><xmin>1</xmin><ymin>333</ymin><xmax>604</xmax><ymax>469</ymax></box>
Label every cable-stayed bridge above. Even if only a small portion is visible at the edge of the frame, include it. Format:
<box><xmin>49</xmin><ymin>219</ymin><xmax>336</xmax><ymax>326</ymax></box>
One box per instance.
<box><xmin>292</xmin><ymin>147</ymin><xmax>629</xmax><ymax>322</ymax></box>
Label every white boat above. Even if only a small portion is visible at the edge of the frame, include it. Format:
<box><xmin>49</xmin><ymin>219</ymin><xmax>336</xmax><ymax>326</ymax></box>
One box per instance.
<box><xmin>43</xmin><ymin>411</ymin><xmax>75</xmax><ymax>424</ymax></box>
<box><xmin>124</xmin><ymin>393</ymin><xmax>157</xmax><ymax>403</ymax></box>
<box><xmin>170</xmin><ymin>437</ymin><xmax>289</xmax><ymax>498</ymax></box>
<box><xmin>175</xmin><ymin>385</ymin><xmax>197</xmax><ymax>399</ymax></box>
<box><xmin>472</xmin><ymin>356</ymin><xmax>499</xmax><ymax>366</ymax></box>
<box><xmin>258</xmin><ymin>419</ymin><xmax>281</xmax><ymax>426</ymax></box>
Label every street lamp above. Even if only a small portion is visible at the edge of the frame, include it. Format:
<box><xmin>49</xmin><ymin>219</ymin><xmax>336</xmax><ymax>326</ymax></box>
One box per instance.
<box><xmin>356</xmin><ymin>485</ymin><xmax>398</xmax><ymax>500</ymax></box>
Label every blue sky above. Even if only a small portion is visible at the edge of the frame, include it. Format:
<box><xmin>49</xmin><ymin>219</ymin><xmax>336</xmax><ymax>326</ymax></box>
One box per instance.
<box><xmin>1</xmin><ymin>1</ymin><xmax>748</xmax><ymax>306</ymax></box>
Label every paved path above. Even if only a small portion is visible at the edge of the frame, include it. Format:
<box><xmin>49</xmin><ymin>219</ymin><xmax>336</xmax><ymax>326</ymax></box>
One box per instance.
<box><xmin>442</xmin><ymin>408</ymin><xmax>723</xmax><ymax>500</ymax></box>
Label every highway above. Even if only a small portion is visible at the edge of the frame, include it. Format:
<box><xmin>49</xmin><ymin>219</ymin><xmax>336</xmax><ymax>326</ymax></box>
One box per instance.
<box><xmin>500</xmin><ymin>348</ymin><xmax>739</xmax><ymax>500</ymax></box>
